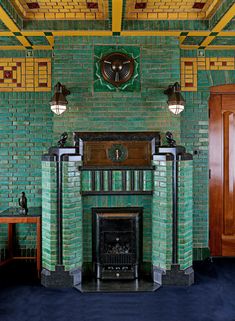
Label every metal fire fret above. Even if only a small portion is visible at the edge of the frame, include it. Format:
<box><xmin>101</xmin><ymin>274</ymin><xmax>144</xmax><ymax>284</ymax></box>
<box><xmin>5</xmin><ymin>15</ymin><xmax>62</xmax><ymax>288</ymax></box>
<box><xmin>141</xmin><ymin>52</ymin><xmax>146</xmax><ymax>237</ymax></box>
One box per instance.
<box><xmin>101</xmin><ymin>254</ymin><xmax>134</xmax><ymax>265</ymax></box>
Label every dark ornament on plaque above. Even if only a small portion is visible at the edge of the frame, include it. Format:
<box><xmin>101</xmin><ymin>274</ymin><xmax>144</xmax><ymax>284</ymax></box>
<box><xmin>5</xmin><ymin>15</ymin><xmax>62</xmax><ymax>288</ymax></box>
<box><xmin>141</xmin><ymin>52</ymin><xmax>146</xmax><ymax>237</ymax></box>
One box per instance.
<box><xmin>58</xmin><ymin>132</ymin><xmax>68</xmax><ymax>148</ymax></box>
<box><xmin>166</xmin><ymin>131</ymin><xmax>176</xmax><ymax>147</ymax></box>
<box><xmin>18</xmin><ymin>191</ymin><xmax>28</xmax><ymax>215</ymax></box>
<box><xmin>100</xmin><ymin>52</ymin><xmax>134</xmax><ymax>87</ymax></box>
<box><xmin>108</xmin><ymin>144</ymin><xmax>128</xmax><ymax>162</ymax></box>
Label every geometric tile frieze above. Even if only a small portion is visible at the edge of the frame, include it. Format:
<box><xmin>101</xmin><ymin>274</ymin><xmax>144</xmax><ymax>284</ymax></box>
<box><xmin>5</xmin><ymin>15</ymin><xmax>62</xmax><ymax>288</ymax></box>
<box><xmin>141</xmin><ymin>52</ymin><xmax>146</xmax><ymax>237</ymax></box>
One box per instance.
<box><xmin>0</xmin><ymin>57</ymin><xmax>51</xmax><ymax>92</ymax></box>
<box><xmin>181</xmin><ymin>58</ymin><xmax>198</xmax><ymax>92</ymax></box>
<box><xmin>181</xmin><ymin>56</ymin><xmax>235</xmax><ymax>91</ymax></box>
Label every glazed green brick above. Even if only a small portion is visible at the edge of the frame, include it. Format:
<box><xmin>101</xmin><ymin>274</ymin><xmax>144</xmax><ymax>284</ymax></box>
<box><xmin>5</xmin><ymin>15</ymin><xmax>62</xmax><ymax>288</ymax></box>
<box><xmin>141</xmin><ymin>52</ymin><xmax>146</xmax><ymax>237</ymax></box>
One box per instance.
<box><xmin>62</xmin><ymin>160</ymin><xmax>83</xmax><ymax>271</ymax></box>
<box><xmin>41</xmin><ymin>161</ymin><xmax>58</xmax><ymax>271</ymax></box>
<box><xmin>53</xmin><ymin>36</ymin><xmax>180</xmax><ymax>139</ymax></box>
<box><xmin>177</xmin><ymin>160</ymin><xmax>193</xmax><ymax>270</ymax></box>
<box><xmin>112</xmin><ymin>171</ymin><xmax>122</xmax><ymax>191</ymax></box>
<box><xmin>152</xmin><ymin>160</ymin><xmax>173</xmax><ymax>270</ymax></box>
<box><xmin>143</xmin><ymin>170</ymin><xmax>153</xmax><ymax>191</ymax></box>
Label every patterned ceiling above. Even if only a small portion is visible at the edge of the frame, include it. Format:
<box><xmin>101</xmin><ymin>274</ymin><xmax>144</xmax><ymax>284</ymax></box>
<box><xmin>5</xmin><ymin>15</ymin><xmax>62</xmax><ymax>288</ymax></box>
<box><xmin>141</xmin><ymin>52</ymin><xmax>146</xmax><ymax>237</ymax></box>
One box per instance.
<box><xmin>125</xmin><ymin>0</ymin><xmax>222</xmax><ymax>20</ymax></box>
<box><xmin>11</xmin><ymin>0</ymin><xmax>109</xmax><ymax>20</ymax></box>
<box><xmin>0</xmin><ymin>0</ymin><xmax>233</xmax><ymax>51</ymax></box>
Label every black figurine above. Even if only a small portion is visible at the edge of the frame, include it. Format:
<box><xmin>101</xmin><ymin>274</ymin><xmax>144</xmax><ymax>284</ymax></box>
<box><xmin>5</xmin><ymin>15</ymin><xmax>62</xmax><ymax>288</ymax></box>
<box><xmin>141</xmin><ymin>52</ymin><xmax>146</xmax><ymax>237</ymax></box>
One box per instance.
<box><xmin>58</xmin><ymin>132</ymin><xmax>68</xmax><ymax>148</ymax></box>
<box><xmin>73</xmin><ymin>133</ymin><xmax>79</xmax><ymax>148</ymax></box>
<box><xmin>18</xmin><ymin>192</ymin><xmax>28</xmax><ymax>215</ymax></box>
<box><xmin>166</xmin><ymin>131</ymin><xmax>176</xmax><ymax>147</ymax></box>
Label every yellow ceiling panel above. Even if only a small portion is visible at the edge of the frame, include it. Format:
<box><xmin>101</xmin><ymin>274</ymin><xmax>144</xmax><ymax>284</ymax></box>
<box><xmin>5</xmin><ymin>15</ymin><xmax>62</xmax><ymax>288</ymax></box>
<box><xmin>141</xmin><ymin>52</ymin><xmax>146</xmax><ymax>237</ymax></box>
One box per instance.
<box><xmin>10</xmin><ymin>0</ymin><xmax>109</xmax><ymax>20</ymax></box>
<box><xmin>125</xmin><ymin>0</ymin><xmax>222</xmax><ymax>20</ymax></box>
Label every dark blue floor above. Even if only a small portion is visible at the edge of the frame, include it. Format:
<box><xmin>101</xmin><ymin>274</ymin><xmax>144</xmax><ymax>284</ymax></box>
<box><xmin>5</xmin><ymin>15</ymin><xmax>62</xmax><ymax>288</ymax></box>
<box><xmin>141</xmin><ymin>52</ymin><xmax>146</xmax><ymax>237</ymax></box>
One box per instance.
<box><xmin>0</xmin><ymin>258</ymin><xmax>235</xmax><ymax>321</ymax></box>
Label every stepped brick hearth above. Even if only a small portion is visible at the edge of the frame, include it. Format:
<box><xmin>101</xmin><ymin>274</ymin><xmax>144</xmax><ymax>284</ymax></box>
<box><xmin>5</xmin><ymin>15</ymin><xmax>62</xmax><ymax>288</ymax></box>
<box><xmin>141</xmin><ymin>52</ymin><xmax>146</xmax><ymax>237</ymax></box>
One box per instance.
<box><xmin>41</xmin><ymin>132</ymin><xmax>194</xmax><ymax>289</ymax></box>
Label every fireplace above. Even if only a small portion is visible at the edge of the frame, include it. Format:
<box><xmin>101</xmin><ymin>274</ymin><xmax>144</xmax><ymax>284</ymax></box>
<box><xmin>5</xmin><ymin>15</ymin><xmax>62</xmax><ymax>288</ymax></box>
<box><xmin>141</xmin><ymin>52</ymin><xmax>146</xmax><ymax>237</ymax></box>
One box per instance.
<box><xmin>92</xmin><ymin>208</ymin><xmax>142</xmax><ymax>280</ymax></box>
<box><xmin>41</xmin><ymin>132</ymin><xmax>194</xmax><ymax>289</ymax></box>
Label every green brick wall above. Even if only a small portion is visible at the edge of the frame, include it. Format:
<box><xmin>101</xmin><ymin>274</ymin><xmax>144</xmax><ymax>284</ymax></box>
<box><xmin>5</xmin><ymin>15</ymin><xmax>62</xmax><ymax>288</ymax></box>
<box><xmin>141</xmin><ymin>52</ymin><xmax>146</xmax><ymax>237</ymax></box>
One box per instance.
<box><xmin>0</xmin><ymin>38</ymin><xmax>234</xmax><ymax>264</ymax></box>
<box><xmin>0</xmin><ymin>51</ymin><xmax>53</xmax><ymax>260</ymax></box>
<box><xmin>52</xmin><ymin>36</ymin><xmax>181</xmax><ymax>141</ymax></box>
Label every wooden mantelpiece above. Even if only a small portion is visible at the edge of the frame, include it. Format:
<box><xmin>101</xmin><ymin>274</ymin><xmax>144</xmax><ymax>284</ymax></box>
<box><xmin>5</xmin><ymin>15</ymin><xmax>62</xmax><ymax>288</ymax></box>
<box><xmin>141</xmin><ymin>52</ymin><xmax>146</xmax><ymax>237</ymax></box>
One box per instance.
<box><xmin>73</xmin><ymin>132</ymin><xmax>160</xmax><ymax>167</ymax></box>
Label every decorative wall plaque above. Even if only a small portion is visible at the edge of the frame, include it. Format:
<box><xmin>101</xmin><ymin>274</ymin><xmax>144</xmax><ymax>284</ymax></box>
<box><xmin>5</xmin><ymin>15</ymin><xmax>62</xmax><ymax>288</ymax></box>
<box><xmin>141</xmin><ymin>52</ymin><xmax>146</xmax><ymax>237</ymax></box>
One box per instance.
<box><xmin>107</xmin><ymin>144</ymin><xmax>128</xmax><ymax>162</ymax></box>
<box><xmin>94</xmin><ymin>46</ymin><xmax>140</xmax><ymax>92</ymax></box>
<box><xmin>100</xmin><ymin>52</ymin><xmax>134</xmax><ymax>87</ymax></box>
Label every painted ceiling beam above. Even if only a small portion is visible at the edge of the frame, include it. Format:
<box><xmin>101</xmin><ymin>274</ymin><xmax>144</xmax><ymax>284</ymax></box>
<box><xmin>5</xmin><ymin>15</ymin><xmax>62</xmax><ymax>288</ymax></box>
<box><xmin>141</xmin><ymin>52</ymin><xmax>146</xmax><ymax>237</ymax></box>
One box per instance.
<box><xmin>199</xmin><ymin>3</ymin><xmax>235</xmax><ymax>48</ymax></box>
<box><xmin>209</xmin><ymin>0</ymin><xmax>235</xmax><ymax>29</ymax></box>
<box><xmin>112</xmin><ymin>0</ymin><xmax>123</xmax><ymax>33</ymax></box>
<box><xmin>0</xmin><ymin>5</ymin><xmax>32</xmax><ymax>48</ymax></box>
<box><xmin>0</xmin><ymin>0</ymin><xmax>23</xmax><ymax>29</ymax></box>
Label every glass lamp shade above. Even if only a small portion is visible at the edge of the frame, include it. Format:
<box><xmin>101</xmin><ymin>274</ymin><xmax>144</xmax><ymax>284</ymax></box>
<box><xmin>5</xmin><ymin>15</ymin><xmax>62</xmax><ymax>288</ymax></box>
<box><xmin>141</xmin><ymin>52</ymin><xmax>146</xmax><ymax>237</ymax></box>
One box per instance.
<box><xmin>50</xmin><ymin>86</ymin><xmax>68</xmax><ymax>115</ymax></box>
<box><xmin>168</xmin><ymin>104</ymin><xmax>184</xmax><ymax>115</ymax></box>
<box><xmin>50</xmin><ymin>104</ymin><xmax>67</xmax><ymax>115</ymax></box>
<box><xmin>165</xmin><ymin>82</ymin><xmax>185</xmax><ymax>115</ymax></box>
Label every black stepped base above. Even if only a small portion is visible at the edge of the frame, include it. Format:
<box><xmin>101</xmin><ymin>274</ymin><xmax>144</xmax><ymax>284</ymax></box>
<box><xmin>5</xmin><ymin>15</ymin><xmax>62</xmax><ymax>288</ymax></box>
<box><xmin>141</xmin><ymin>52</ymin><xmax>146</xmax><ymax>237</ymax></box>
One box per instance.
<box><xmin>153</xmin><ymin>264</ymin><xmax>194</xmax><ymax>286</ymax></box>
<box><xmin>75</xmin><ymin>277</ymin><xmax>161</xmax><ymax>293</ymax></box>
<box><xmin>41</xmin><ymin>265</ymin><xmax>81</xmax><ymax>288</ymax></box>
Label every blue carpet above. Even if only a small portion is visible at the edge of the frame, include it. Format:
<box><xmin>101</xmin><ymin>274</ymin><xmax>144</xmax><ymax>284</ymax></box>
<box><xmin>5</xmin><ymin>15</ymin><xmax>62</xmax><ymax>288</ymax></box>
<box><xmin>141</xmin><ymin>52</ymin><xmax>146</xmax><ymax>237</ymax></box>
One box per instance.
<box><xmin>0</xmin><ymin>258</ymin><xmax>235</xmax><ymax>321</ymax></box>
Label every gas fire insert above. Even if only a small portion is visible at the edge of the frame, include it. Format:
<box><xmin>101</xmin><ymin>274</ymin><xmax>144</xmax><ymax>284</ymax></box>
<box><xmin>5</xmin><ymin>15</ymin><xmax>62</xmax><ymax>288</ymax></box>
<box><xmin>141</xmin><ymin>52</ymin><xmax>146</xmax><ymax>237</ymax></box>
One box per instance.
<box><xmin>92</xmin><ymin>207</ymin><xmax>142</xmax><ymax>280</ymax></box>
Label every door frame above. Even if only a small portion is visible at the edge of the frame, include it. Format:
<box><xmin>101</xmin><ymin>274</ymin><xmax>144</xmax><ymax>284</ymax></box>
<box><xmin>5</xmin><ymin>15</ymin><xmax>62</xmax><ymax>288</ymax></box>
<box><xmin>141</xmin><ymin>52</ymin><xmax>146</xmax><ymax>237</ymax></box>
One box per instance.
<box><xmin>209</xmin><ymin>84</ymin><xmax>235</xmax><ymax>256</ymax></box>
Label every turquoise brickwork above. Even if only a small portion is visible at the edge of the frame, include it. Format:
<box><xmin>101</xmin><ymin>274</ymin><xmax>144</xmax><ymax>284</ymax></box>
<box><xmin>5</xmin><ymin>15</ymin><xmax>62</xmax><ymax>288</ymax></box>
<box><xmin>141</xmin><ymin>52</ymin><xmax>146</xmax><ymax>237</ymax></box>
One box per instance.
<box><xmin>52</xmin><ymin>36</ymin><xmax>181</xmax><ymax>140</ymax></box>
<box><xmin>41</xmin><ymin>161</ymin><xmax>57</xmax><ymax>271</ymax></box>
<box><xmin>178</xmin><ymin>160</ymin><xmax>193</xmax><ymax>270</ymax></box>
<box><xmin>152</xmin><ymin>158</ymin><xmax>193</xmax><ymax>271</ymax></box>
<box><xmin>62</xmin><ymin>161</ymin><xmax>83</xmax><ymax>271</ymax></box>
<box><xmin>0</xmin><ymin>50</ymin><xmax>53</xmax><ymax>262</ymax></box>
<box><xmin>0</xmin><ymin>37</ymin><xmax>234</xmax><ymax>266</ymax></box>
<box><xmin>152</xmin><ymin>159</ymin><xmax>172</xmax><ymax>270</ymax></box>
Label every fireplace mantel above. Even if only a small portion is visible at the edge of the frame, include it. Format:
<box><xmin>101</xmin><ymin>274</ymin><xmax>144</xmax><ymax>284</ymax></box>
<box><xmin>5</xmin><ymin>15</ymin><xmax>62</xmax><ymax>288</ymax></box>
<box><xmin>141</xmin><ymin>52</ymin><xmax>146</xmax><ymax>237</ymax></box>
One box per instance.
<box><xmin>73</xmin><ymin>131</ymin><xmax>160</xmax><ymax>167</ymax></box>
<box><xmin>73</xmin><ymin>131</ymin><xmax>161</xmax><ymax>143</ymax></box>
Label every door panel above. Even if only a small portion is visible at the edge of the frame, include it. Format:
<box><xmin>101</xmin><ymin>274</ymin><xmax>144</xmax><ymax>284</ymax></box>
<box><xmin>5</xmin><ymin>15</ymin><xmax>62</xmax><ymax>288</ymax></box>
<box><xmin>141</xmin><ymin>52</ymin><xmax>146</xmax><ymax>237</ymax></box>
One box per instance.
<box><xmin>209</xmin><ymin>85</ymin><xmax>235</xmax><ymax>256</ymax></box>
<box><xmin>223</xmin><ymin>112</ymin><xmax>235</xmax><ymax>235</ymax></box>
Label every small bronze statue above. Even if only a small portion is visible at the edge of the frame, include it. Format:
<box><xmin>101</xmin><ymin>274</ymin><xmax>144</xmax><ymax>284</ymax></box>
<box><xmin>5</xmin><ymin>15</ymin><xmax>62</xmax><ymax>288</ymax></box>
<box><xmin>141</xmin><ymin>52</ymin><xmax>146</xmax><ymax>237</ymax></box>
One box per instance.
<box><xmin>166</xmin><ymin>131</ymin><xmax>176</xmax><ymax>147</ymax></box>
<box><xmin>18</xmin><ymin>192</ymin><xmax>28</xmax><ymax>215</ymax></box>
<box><xmin>58</xmin><ymin>132</ymin><xmax>68</xmax><ymax>148</ymax></box>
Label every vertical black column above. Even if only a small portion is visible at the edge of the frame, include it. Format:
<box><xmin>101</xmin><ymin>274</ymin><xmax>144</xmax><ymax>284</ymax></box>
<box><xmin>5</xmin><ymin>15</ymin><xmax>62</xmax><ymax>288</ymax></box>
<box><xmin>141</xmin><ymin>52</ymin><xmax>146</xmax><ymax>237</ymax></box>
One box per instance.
<box><xmin>56</xmin><ymin>158</ymin><xmax>63</xmax><ymax>265</ymax></box>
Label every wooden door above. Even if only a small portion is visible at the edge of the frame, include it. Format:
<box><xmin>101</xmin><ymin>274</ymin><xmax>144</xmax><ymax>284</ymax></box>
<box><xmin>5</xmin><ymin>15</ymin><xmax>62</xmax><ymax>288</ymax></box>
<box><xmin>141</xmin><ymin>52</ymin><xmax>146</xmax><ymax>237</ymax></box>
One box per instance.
<box><xmin>209</xmin><ymin>84</ymin><xmax>235</xmax><ymax>256</ymax></box>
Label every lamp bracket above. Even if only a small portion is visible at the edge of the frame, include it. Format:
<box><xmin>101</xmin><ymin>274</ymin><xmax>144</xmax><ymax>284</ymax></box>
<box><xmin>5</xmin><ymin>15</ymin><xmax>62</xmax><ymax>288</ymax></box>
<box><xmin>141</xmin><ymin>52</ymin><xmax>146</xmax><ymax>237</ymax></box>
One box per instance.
<box><xmin>164</xmin><ymin>82</ymin><xmax>181</xmax><ymax>96</ymax></box>
<box><xmin>54</xmin><ymin>82</ymin><xmax>70</xmax><ymax>96</ymax></box>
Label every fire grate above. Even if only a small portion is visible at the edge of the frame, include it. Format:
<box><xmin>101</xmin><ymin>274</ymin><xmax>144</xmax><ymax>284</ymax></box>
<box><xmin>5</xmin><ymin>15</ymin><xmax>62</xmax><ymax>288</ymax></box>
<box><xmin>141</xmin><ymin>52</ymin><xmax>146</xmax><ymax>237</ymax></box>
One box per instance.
<box><xmin>92</xmin><ymin>208</ymin><xmax>142</xmax><ymax>280</ymax></box>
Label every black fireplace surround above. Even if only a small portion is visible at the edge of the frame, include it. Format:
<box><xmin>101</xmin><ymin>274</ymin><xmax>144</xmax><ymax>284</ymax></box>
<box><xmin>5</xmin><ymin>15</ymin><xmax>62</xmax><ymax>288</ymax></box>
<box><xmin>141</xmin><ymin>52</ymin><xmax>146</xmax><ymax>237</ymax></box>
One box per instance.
<box><xmin>92</xmin><ymin>207</ymin><xmax>143</xmax><ymax>280</ymax></box>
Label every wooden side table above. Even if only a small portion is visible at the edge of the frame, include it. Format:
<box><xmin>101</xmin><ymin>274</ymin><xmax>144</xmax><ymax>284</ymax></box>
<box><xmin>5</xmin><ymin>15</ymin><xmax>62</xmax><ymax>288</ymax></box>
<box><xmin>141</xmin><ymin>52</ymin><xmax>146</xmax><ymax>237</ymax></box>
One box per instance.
<box><xmin>0</xmin><ymin>207</ymin><xmax>41</xmax><ymax>277</ymax></box>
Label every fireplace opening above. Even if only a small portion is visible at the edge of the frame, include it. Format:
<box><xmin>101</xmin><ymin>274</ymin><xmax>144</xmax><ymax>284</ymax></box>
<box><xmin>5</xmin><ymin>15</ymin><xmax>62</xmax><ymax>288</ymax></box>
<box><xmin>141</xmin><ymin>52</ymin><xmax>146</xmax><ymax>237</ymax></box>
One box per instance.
<box><xmin>92</xmin><ymin>208</ymin><xmax>142</xmax><ymax>280</ymax></box>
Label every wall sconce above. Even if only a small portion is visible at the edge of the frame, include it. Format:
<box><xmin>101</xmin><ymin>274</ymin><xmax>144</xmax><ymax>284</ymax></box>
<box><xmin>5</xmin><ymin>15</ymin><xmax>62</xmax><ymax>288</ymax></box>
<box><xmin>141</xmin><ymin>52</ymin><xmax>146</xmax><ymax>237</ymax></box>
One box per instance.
<box><xmin>164</xmin><ymin>82</ymin><xmax>185</xmax><ymax>115</ymax></box>
<box><xmin>50</xmin><ymin>82</ymin><xmax>70</xmax><ymax>115</ymax></box>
